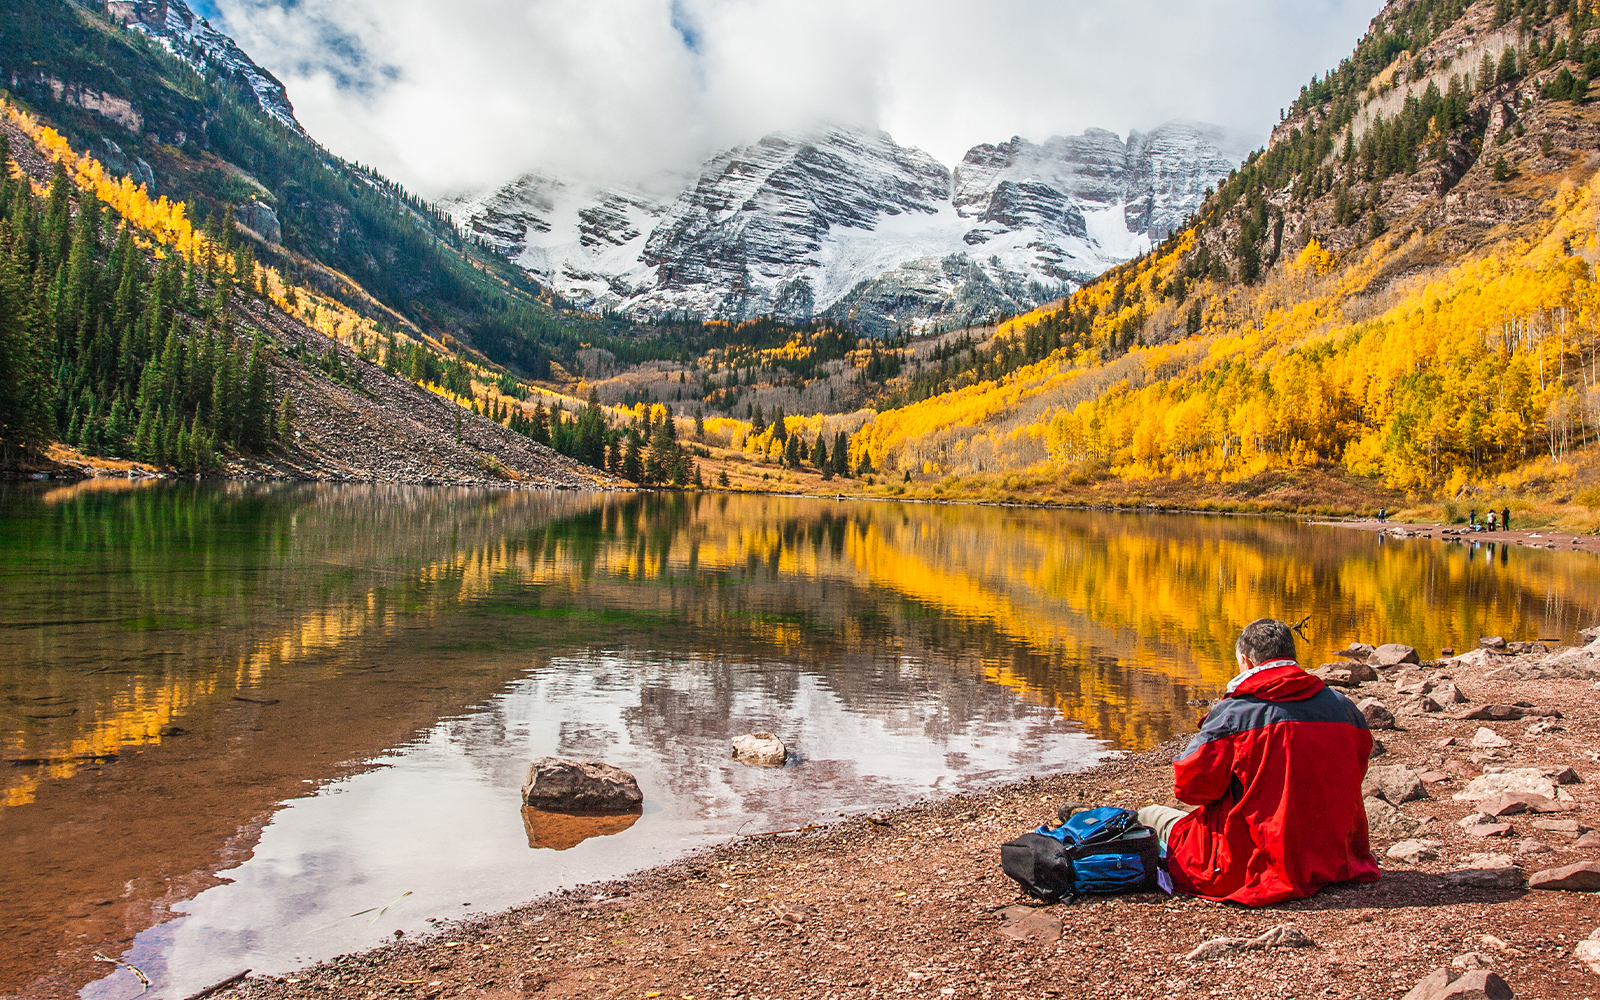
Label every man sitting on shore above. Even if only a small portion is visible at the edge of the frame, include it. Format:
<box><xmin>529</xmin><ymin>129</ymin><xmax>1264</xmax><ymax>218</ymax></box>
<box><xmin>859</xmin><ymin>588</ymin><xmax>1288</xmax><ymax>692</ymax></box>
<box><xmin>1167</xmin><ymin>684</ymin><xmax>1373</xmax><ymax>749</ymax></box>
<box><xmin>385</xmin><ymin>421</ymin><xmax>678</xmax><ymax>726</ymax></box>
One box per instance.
<box><xmin>1138</xmin><ymin>619</ymin><xmax>1381</xmax><ymax>906</ymax></box>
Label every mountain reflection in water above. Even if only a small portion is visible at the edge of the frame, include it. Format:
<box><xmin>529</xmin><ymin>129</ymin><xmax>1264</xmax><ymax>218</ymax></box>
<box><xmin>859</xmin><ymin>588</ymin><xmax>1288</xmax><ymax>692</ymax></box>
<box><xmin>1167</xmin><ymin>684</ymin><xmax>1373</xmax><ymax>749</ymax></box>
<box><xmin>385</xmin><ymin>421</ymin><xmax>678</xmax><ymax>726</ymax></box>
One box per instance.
<box><xmin>0</xmin><ymin>482</ymin><xmax>1596</xmax><ymax>998</ymax></box>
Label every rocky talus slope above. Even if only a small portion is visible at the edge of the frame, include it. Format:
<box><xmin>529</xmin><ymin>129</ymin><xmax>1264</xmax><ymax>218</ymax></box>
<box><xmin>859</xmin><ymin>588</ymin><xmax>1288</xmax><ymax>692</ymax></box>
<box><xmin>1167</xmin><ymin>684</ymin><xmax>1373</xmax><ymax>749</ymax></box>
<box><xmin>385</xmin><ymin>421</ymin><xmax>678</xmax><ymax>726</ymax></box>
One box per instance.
<box><xmin>224</xmin><ymin>299</ymin><xmax>607</xmax><ymax>489</ymax></box>
<box><xmin>232</xmin><ymin>631</ymin><xmax>1600</xmax><ymax>1000</ymax></box>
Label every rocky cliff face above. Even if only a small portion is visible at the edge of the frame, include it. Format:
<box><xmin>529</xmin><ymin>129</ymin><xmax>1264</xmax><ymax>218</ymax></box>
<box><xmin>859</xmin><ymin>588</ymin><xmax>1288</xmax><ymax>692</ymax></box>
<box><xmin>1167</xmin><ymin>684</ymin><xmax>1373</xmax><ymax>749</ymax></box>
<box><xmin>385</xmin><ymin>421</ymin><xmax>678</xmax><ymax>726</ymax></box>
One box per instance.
<box><xmin>101</xmin><ymin>0</ymin><xmax>301</xmax><ymax>131</ymax></box>
<box><xmin>449</xmin><ymin>121</ymin><xmax>1255</xmax><ymax>333</ymax></box>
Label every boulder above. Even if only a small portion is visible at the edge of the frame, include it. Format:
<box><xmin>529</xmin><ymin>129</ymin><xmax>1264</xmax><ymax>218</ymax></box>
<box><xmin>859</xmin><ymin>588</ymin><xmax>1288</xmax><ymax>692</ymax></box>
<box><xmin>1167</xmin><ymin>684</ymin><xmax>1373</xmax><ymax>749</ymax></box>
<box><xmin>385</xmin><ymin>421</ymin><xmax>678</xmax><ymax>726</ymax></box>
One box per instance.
<box><xmin>1335</xmin><ymin>642</ymin><xmax>1377</xmax><ymax>663</ymax></box>
<box><xmin>1477</xmin><ymin>792</ymin><xmax>1573</xmax><ymax>816</ymax></box>
<box><xmin>1576</xmin><ymin>831</ymin><xmax>1600</xmax><ymax>849</ymax></box>
<box><xmin>1441</xmin><ymin>867</ymin><xmax>1523</xmax><ymax>889</ymax></box>
<box><xmin>731</xmin><ymin>732</ymin><xmax>788</xmax><ymax>767</ymax></box>
<box><xmin>1529</xmin><ymin>818</ymin><xmax>1583</xmax><ymax>839</ymax></box>
<box><xmin>1527</xmin><ymin>862</ymin><xmax>1600</xmax><ymax>891</ymax></box>
<box><xmin>1447</xmin><ymin>648</ymin><xmax>1507</xmax><ymax>670</ymax></box>
<box><xmin>1371</xmin><ymin>643</ymin><xmax>1421</xmax><ymax>667</ymax></box>
<box><xmin>1366</xmin><ymin>796</ymin><xmax>1423</xmax><ymax>840</ymax></box>
<box><xmin>1365</xmin><ymin>765</ymin><xmax>1429</xmax><ymax>804</ymax></box>
<box><xmin>1471</xmin><ymin>727</ymin><xmax>1512</xmax><ymax>749</ymax></box>
<box><xmin>1358</xmin><ymin>697</ymin><xmax>1397</xmax><ymax>730</ymax></box>
<box><xmin>1431</xmin><ymin>682</ymin><xmax>1469</xmax><ymax>705</ymax></box>
<box><xmin>1479</xmin><ymin>636</ymin><xmax>1508</xmax><ymax>650</ymax></box>
<box><xmin>1455</xmin><ymin>769</ymin><xmax>1557</xmax><ymax>802</ymax></box>
<box><xmin>1401</xmin><ymin>968</ymin><xmax>1514</xmax><ymax>1000</ymax></box>
<box><xmin>235</xmin><ymin>200</ymin><xmax>282</xmax><ymax>244</ymax></box>
<box><xmin>1387</xmin><ymin>839</ymin><xmax>1443</xmax><ymax>862</ymax></box>
<box><xmin>1460</xmin><ymin>704</ymin><xmax>1542</xmax><ymax>721</ymax></box>
<box><xmin>521</xmin><ymin>758</ymin><xmax>643</xmax><ymax>813</ymax></box>
<box><xmin>1314</xmin><ymin>664</ymin><xmax>1377</xmax><ymax>686</ymax></box>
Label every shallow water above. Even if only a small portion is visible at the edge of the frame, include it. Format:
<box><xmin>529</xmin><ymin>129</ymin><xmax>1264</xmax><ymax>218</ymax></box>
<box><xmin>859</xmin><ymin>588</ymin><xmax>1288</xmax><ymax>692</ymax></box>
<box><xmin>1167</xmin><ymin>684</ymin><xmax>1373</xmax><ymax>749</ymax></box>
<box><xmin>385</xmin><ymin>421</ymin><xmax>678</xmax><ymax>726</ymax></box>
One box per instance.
<box><xmin>1</xmin><ymin>483</ymin><xmax>1596</xmax><ymax>997</ymax></box>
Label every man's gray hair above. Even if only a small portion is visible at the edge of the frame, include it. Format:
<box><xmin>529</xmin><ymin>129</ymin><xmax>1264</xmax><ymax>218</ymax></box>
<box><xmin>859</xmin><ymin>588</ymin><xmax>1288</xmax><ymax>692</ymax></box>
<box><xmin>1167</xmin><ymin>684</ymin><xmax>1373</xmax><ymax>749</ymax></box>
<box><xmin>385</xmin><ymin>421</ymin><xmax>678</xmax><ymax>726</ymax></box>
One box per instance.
<box><xmin>1236</xmin><ymin>618</ymin><xmax>1297</xmax><ymax>664</ymax></box>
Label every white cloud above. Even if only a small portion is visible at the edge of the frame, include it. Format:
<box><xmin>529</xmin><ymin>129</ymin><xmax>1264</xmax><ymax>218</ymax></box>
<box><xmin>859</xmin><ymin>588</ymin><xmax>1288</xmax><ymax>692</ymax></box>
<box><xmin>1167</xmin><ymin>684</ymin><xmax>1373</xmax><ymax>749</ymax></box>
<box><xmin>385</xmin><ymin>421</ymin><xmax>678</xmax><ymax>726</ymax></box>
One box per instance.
<box><xmin>211</xmin><ymin>0</ymin><xmax>1379</xmax><ymax>198</ymax></box>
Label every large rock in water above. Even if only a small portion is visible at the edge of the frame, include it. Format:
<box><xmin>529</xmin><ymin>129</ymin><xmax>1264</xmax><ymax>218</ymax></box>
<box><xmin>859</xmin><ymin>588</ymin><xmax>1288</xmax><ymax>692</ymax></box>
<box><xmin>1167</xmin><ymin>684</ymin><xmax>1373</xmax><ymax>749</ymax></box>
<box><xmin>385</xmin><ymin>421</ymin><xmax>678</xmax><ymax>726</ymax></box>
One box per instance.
<box><xmin>521</xmin><ymin>758</ymin><xmax>643</xmax><ymax>813</ymax></box>
<box><xmin>732</xmin><ymin>732</ymin><xmax>788</xmax><ymax>767</ymax></box>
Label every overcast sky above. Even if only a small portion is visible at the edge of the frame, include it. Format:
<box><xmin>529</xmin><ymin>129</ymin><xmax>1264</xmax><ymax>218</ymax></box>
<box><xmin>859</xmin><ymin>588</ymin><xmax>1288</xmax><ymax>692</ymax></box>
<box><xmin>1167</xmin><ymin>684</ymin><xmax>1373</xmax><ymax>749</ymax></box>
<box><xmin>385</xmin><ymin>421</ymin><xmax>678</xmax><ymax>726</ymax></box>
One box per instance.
<box><xmin>201</xmin><ymin>0</ymin><xmax>1381</xmax><ymax>199</ymax></box>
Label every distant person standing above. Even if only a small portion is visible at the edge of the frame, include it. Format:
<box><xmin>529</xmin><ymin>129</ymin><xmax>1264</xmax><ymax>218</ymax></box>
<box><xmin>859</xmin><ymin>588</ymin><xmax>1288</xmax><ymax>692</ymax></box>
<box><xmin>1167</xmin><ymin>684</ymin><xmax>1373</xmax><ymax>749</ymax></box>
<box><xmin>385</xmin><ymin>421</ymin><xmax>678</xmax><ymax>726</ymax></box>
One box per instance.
<box><xmin>1377</xmin><ymin>508</ymin><xmax>1387</xmax><ymax>522</ymax></box>
<box><xmin>1487</xmin><ymin>510</ymin><xmax>1497</xmax><ymax>531</ymax></box>
<box><xmin>1469</xmin><ymin>508</ymin><xmax>1478</xmax><ymax>530</ymax></box>
<box><xmin>1502</xmin><ymin>507</ymin><xmax>1512</xmax><ymax>532</ymax></box>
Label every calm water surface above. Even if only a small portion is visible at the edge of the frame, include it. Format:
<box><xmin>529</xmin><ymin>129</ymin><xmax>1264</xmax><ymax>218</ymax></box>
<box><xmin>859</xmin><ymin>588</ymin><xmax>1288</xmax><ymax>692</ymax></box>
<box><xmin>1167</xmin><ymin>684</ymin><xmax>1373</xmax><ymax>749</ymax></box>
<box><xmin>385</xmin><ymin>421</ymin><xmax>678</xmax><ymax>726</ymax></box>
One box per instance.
<box><xmin>2</xmin><ymin>483</ymin><xmax>1597</xmax><ymax>998</ymax></box>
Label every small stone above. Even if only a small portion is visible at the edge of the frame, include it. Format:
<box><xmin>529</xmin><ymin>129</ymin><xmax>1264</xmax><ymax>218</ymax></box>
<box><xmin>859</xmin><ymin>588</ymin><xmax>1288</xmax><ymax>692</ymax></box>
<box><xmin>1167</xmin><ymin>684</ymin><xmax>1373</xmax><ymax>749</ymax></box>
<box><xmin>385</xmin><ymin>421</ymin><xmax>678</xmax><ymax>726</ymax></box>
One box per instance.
<box><xmin>1479</xmin><ymin>636</ymin><xmax>1507</xmax><ymax>650</ymax></box>
<box><xmin>1431</xmin><ymin>682</ymin><xmax>1469</xmax><ymax>705</ymax></box>
<box><xmin>1371</xmin><ymin>643</ymin><xmax>1421</xmax><ymax>667</ymax></box>
<box><xmin>1365</xmin><ymin>765</ymin><xmax>1429</xmax><ymax>804</ymax></box>
<box><xmin>772</xmin><ymin>900</ymin><xmax>814</xmax><ymax>925</ymax></box>
<box><xmin>1387</xmin><ymin>839</ymin><xmax>1443</xmax><ymax>862</ymax></box>
<box><xmin>1514</xmin><ymin>839</ymin><xmax>1553</xmax><ymax>855</ymax></box>
<box><xmin>1419</xmin><ymin>770</ymin><xmax>1450</xmax><ymax>783</ymax></box>
<box><xmin>1476</xmin><ymin>792</ymin><xmax>1570</xmax><ymax>817</ymax></box>
<box><xmin>1359</xmin><ymin>697</ymin><xmax>1397</xmax><ymax>730</ymax></box>
<box><xmin>1247</xmin><ymin>925</ymin><xmax>1314</xmax><ymax>949</ymax></box>
<box><xmin>1459</xmin><ymin>812</ymin><xmax>1492</xmax><ymax>828</ymax></box>
<box><xmin>1400</xmin><ymin>967</ymin><xmax>1515</xmax><ymax>1000</ymax></box>
<box><xmin>1526</xmin><ymin>720</ymin><xmax>1564</xmax><ymax>735</ymax></box>
<box><xmin>1455</xmin><ymin>769</ymin><xmax>1557</xmax><ymax>802</ymax></box>
<box><xmin>1185</xmin><ymin>936</ymin><xmax>1252</xmax><ymax>961</ymax></box>
<box><xmin>1365</xmin><ymin>796</ymin><xmax>1424</xmax><ymax>840</ymax></box>
<box><xmin>1530</xmin><ymin>818</ymin><xmax>1582</xmax><ymax>839</ymax></box>
<box><xmin>1464</xmin><ymin>823</ymin><xmax>1514</xmax><ymax>838</ymax></box>
<box><xmin>520</xmin><ymin>758</ymin><xmax>643</xmax><ymax>813</ymax></box>
<box><xmin>1471</xmin><ymin>728</ymin><xmax>1512</xmax><ymax>749</ymax></box>
<box><xmin>1451</xmin><ymin>952</ymin><xmax>1494</xmax><ymax>970</ymax></box>
<box><xmin>1460</xmin><ymin>704</ymin><xmax>1532</xmax><ymax>721</ymax></box>
<box><xmin>1371</xmin><ymin>739</ymin><xmax>1389</xmax><ymax>758</ymax></box>
<box><xmin>1464</xmin><ymin>852</ymin><xmax>1516</xmax><ymax>868</ymax></box>
<box><xmin>1552</xmin><ymin>766</ymin><xmax>1583</xmax><ymax>785</ymax></box>
<box><xmin>1527</xmin><ymin>861</ymin><xmax>1600</xmax><ymax>891</ymax></box>
<box><xmin>1574</xmin><ymin>937</ymin><xmax>1600</xmax><ymax>975</ymax></box>
<box><xmin>1442</xmin><ymin>867</ymin><xmax>1523</xmax><ymax>889</ymax></box>
<box><xmin>996</xmin><ymin>905</ymin><xmax>1062</xmax><ymax>944</ymax></box>
<box><xmin>731</xmin><ymin>732</ymin><xmax>789</xmax><ymax>767</ymax></box>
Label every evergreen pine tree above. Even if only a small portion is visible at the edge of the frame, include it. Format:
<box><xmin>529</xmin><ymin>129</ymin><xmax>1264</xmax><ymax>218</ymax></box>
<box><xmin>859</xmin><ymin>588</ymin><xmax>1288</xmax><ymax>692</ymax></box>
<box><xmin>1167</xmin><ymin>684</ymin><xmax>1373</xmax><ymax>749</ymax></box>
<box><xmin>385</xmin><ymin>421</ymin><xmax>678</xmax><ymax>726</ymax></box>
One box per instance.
<box><xmin>276</xmin><ymin>390</ymin><xmax>296</xmax><ymax>444</ymax></box>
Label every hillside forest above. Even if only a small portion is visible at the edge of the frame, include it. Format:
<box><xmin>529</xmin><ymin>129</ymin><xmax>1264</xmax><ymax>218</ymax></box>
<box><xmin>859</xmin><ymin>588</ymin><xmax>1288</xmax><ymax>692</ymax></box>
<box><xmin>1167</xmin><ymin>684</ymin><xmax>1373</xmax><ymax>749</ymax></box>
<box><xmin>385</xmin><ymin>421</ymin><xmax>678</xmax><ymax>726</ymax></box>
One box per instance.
<box><xmin>8</xmin><ymin>0</ymin><xmax>1600</xmax><ymax>526</ymax></box>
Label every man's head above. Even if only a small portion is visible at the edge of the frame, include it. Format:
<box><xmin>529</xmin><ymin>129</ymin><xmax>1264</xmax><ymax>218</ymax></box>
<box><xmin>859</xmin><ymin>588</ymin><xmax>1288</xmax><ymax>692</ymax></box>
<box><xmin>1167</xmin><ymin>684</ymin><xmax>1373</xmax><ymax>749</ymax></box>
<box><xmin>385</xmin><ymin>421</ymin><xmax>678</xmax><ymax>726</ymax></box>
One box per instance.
<box><xmin>1235</xmin><ymin>618</ymin><xmax>1297</xmax><ymax>669</ymax></box>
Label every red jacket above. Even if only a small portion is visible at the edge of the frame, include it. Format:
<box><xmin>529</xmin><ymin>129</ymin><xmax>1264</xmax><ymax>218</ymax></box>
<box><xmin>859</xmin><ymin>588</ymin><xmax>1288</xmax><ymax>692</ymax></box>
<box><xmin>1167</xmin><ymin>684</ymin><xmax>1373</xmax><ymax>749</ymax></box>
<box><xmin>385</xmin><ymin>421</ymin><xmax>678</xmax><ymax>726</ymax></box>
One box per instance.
<box><xmin>1166</xmin><ymin>662</ymin><xmax>1380</xmax><ymax>906</ymax></box>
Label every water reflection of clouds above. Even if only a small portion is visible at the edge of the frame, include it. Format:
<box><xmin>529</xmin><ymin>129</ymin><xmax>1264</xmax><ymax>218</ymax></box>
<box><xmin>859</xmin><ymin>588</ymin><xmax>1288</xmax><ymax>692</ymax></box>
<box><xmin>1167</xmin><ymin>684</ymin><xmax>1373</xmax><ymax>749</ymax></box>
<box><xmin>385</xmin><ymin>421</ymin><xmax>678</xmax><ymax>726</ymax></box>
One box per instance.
<box><xmin>88</xmin><ymin>652</ymin><xmax>1101</xmax><ymax>998</ymax></box>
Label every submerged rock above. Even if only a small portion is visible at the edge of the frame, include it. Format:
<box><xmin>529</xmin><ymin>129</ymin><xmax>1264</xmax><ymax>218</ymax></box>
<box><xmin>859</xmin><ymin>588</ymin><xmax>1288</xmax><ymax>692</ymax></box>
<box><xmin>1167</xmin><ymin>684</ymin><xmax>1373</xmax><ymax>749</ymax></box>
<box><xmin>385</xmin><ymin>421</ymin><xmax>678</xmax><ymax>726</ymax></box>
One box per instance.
<box><xmin>521</xmin><ymin>758</ymin><xmax>643</xmax><ymax>813</ymax></box>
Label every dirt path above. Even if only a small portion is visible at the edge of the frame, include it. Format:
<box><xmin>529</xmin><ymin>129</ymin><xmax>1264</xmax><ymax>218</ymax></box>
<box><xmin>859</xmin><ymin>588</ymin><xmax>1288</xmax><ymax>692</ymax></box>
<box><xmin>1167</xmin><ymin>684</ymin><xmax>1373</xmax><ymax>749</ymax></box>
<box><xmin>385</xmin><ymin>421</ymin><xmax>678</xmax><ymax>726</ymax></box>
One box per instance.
<box><xmin>215</xmin><ymin>639</ymin><xmax>1600</xmax><ymax>1000</ymax></box>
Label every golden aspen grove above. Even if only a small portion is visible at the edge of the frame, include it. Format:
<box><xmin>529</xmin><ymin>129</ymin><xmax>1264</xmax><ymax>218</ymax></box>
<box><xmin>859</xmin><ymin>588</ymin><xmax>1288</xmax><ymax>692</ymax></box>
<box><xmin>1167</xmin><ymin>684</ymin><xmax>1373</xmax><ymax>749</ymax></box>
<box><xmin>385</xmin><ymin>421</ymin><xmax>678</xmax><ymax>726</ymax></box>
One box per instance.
<box><xmin>792</xmin><ymin>0</ymin><xmax>1600</xmax><ymax>527</ymax></box>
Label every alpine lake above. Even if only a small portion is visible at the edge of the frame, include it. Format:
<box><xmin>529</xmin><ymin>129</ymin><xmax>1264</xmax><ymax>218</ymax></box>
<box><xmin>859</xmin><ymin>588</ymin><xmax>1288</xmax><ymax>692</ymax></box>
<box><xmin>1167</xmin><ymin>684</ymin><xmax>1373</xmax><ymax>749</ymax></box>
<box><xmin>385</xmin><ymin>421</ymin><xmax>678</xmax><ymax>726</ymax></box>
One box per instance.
<box><xmin>2</xmin><ymin>481</ymin><xmax>1597</xmax><ymax>998</ymax></box>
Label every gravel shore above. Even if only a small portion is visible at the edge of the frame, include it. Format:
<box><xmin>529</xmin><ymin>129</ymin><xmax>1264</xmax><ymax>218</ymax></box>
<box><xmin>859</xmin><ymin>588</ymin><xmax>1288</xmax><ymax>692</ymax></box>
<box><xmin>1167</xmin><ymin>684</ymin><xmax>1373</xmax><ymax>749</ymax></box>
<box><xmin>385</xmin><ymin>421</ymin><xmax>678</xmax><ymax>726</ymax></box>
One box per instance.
<box><xmin>223</xmin><ymin>636</ymin><xmax>1600</xmax><ymax>1000</ymax></box>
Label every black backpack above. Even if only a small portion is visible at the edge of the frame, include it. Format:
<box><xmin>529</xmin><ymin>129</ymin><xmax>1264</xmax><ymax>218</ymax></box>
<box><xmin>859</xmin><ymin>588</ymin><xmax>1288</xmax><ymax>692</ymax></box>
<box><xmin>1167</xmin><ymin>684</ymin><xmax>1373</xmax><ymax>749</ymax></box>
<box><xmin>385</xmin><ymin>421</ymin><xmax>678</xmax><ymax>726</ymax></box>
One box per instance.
<box><xmin>1001</xmin><ymin>806</ymin><xmax>1161</xmax><ymax>901</ymax></box>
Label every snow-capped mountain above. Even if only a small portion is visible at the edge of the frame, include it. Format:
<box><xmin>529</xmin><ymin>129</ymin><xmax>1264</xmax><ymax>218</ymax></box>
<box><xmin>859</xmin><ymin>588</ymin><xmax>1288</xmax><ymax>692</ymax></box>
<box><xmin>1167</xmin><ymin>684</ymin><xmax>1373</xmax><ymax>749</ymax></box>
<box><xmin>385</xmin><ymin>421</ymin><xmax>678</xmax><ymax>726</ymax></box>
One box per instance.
<box><xmin>448</xmin><ymin>121</ymin><xmax>1256</xmax><ymax>333</ymax></box>
<box><xmin>103</xmin><ymin>0</ymin><xmax>301</xmax><ymax>131</ymax></box>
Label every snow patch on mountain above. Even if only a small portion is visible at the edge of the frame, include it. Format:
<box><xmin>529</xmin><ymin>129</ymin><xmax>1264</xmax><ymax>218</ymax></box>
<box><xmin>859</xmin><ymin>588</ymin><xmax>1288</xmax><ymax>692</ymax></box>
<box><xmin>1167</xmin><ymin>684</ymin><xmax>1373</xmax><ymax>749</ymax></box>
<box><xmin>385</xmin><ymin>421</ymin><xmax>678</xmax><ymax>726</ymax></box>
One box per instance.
<box><xmin>450</xmin><ymin>120</ymin><xmax>1257</xmax><ymax>332</ymax></box>
<box><xmin>105</xmin><ymin>0</ymin><xmax>301</xmax><ymax>131</ymax></box>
